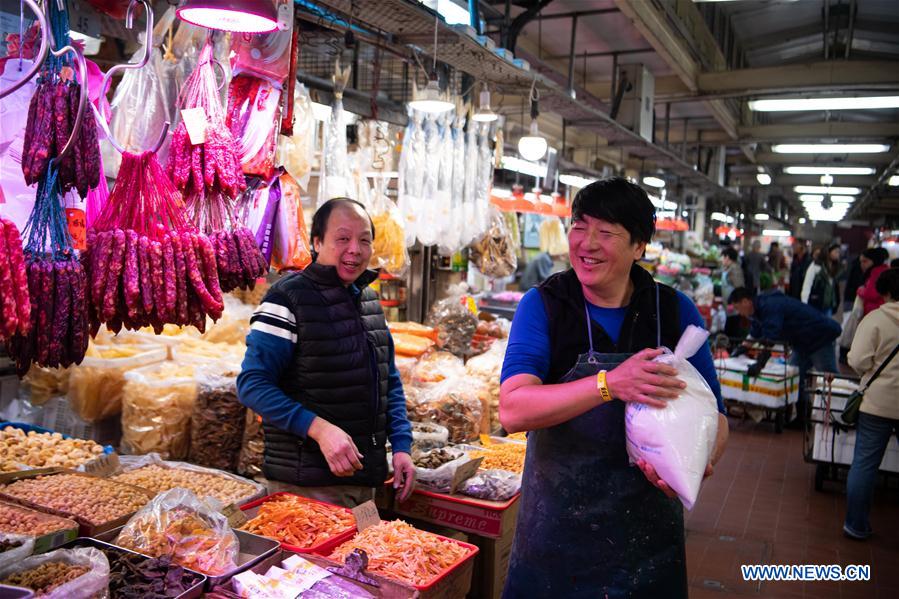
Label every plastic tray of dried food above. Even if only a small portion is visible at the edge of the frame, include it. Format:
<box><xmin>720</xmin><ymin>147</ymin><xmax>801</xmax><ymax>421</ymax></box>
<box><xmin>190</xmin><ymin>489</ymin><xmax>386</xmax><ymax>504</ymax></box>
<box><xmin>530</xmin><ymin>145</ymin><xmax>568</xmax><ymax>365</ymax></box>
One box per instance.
<box><xmin>0</xmin><ymin>500</ymin><xmax>79</xmax><ymax>554</ymax></box>
<box><xmin>0</xmin><ymin>422</ymin><xmax>117</xmax><ymax>465</ymax></box>
<box><xmin>111</xmin><ymin>454</ymin><xmax>266</xmax><ymax>508</ymax></box>
<box><xmin>95</xmin><ymin>527</ymin><xmax>280</xmax><ymax>591</ymax></box>
<box><xmin>0</xmin><ymin>470</ymin><xmax>153</xmax><ymax>537</ymax></box>
<box><xmin>239</xmin><ymin>492</ymin><xmax>357</xmax><ymax>555</ymax></box>
<box><xmin>314</xmin><ymin>525</ymin><xmax>480</xmax><ymax>596</ymax></box>
<box><xmin>61</xmin><ymin>537</ymin><xmax>206</xmax><ymax>599</ymax></box>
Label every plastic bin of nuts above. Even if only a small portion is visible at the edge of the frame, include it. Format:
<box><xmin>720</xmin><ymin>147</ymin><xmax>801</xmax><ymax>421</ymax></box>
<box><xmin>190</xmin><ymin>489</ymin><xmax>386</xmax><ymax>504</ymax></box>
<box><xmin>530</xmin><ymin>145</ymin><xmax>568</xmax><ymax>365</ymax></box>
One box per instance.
<box><xmin>0</xmin><ymin>424</ymin><xmax>113</xmax><ymax>474</ymax></box>
<box><xmin>111</xmin><ymin>454</ymin><xmax>265</xmax><ymax>508</ymax></box>
<box><xmin>0</xmin><ymin>471</ymin><xmax>153</xmax><ymax>536</ymax></box>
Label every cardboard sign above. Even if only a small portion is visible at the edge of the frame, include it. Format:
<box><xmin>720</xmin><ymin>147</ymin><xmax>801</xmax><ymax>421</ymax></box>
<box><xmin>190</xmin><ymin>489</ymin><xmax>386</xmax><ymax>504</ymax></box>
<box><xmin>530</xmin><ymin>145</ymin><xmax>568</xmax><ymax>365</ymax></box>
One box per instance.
<box><xmin>450</xmin><ymin>456</ymin><xmax>483</xmax><ymax>494</ymax></box>
<box><xmin>351</xmin><ymin>499</ymin><xmax>380</xmax><ymax>532</ymax></box>
<box><xmin>222</xmin><ymin>503</ymin><xmax>249</xmax><ymax>529</ymax></box>
<box><xmin>181</xmin><ymin>107</ymin><xmax>208</xmax><ymax>145</ymax></box>
<box><xmin>80</xmin><ymin>452</ymin><xmax>119</xmax><ymax>478</ymax></box>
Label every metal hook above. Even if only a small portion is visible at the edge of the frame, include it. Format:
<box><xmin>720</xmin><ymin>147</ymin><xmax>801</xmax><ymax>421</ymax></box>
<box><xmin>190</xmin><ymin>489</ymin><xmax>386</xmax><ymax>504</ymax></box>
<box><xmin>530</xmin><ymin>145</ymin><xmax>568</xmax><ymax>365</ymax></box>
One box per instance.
<box><xmin>0</xmin><ymin>0</ymin><xmax>49</xmax><ymax>100</ymax></box>
<box><xmin>48</xmin><ymin>43</ymin><xmax>87</xmax><ymax>165</ymax></box>
<box><xmin>98</xmin><ymin>0</ymin><xmax>153</xmax><ymax>100</ymax></box>
<box><xmin>95</xmin><ymin>0</ymin><xmax>170</xmax><ymax>154</ymax></box>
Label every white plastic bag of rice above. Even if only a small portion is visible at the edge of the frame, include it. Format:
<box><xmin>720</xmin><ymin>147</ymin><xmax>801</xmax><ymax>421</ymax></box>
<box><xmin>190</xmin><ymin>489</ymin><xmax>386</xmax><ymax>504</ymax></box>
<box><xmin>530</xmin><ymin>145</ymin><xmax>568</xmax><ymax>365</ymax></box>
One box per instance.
<box><xmin>625</xmin><ymin>325</ymin><xmax>718</xmax><ymax>510</ymax></box>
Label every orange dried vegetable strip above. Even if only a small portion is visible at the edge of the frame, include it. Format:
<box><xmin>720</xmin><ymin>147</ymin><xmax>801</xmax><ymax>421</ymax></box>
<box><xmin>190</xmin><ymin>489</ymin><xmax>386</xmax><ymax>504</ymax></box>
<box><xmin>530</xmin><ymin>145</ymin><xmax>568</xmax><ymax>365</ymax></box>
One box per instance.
<box><xmin>240</xmin><ymin>494</ymin><xmax>354</xmax><ymax>548</ymax></box>
<box><xmin>328</xmin><ymin>520</ymin><xmax>470</xmax><ymax>587</ymax></box>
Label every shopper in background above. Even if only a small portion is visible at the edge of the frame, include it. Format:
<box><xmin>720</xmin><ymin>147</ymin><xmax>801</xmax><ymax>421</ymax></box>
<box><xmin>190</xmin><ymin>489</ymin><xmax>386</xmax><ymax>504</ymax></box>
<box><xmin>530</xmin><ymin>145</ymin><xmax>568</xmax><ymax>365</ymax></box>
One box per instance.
<box><xmin>843</xmin><ymin>255</ymin><xmax>866</xmax><ymax>311</ymax></box>
<box><xmin>743</xmin><ymin>239</ymin><xmax>769</xmax><ymax>293</ymax></box>
<box><xmin>789</xmin><ymin>238</ymin><xmax>812</xmax><ymax>299</ymax></box>
<box><xmin>857</xmin><ymin>247</ymin><xmax>890</xmax><ymax>316</ymax></box>
<box><xmin>801</xmin><ymin>242</ymin><xmax>843</xmax><ymax>316</ymax></box>
<box><xmin>768</xmin><ymin>241</ymin><xmax>788</xmax><ymax>289</ymax></box>
<box><xmin>519</xmin><ymin>249</ymin><xmax>565</xmax><ymax>290</ymax></box>
<box><xmin>499</xmin><ymin>178</ymin><xmax>728</xmax><ymax>598</ymax></box>
<box><xmin>844</xmin><ymin>268</ymin><xmax>899</xmax><ymax>540</ymax></box>
<box><xmin>729</xmin><ymin>287</ymin><xmax>841</xmax><ymax>425</ymax></box>
<box><xmin>237</xmin><ymin>198</ymin><xmax>415</xmax><ymax>508</ymax></box>
<box><xmin>720</xmin><ymin>247</ymin><xmax>745</xmax><ymax>304</ymax></box>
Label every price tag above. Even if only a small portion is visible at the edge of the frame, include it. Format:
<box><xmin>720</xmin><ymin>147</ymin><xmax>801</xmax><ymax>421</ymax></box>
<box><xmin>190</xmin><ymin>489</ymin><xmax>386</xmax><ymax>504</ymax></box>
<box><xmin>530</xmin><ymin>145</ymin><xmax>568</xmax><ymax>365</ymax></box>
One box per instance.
<box><xmin>222</xmin><ymin>503</ymin><xmax>249</xmax><ymax>528</ymax></box>
<box><xmin>181</xmin><ymin>107</ymin><xmax>208</xmax><ymax>145</ymax></box>
<box><xmin>450</xmin><ymin>456</ymin><xmax>483</xmax><ymax>494</ymax></box>
<box><xmin>81</xmin><ymin>452</ymin><xmax>119</xmax><ymax>478</ymax></box>
<box><xmin>65</xmin><ymin>208</ymin><xmax>86</xmax><ymax>251</ymax></box>
<box><xmin>351</xmin><ymin>500</ymin><xmax>380</xmax><ymax>532</ymax></box>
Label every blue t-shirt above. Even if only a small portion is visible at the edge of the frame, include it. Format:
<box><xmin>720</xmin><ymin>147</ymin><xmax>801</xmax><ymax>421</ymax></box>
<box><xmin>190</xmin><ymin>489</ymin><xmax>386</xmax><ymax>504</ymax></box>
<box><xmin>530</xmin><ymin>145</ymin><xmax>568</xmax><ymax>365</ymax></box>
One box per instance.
<box><xmin>501</xmin><ymin>288</ymin><xmax>725</xmax><ymax>413</ymax></box>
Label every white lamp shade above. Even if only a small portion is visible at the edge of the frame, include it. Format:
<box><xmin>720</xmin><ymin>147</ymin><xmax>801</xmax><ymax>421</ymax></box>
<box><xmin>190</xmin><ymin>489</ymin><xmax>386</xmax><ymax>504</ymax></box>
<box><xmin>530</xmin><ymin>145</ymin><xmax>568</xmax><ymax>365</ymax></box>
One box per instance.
<box><xmin>518</xmin><ymin>120</ymin><xmax>547</xmax><ymax>161</ymax></box>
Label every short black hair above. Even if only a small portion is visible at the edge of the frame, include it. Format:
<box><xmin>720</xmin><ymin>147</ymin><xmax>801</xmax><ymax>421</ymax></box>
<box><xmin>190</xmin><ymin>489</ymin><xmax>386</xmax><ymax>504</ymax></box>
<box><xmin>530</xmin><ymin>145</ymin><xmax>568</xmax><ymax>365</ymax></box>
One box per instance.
<box><xmin>309</xmin><ymin>198</ymin><xmax>375</xmax><ymax>261</ymax></box>
<box><xmin>891</xmin><ymin>258</ymin><xmax>899</xmax><ymax>268</ymax></box>
<box><xmin>862</xmin><ymin>247</ymin><xmax>889</xmax><ymax>267</ymax></box>
<box><xmin>722</xmin><ymin>247</ymin><xmax>739</xmax><ymax>261</ymax></box>
<box><xmin>875</xmin><ymin>267</ymin><xmax>899</xmax><ymax>298</ymax></box>
<box><xmin>728</xmin><ymin>287</ymin><xmax>754</xmax><ymax>304</ymax></box>
<box><xmin>571</xmin><ymin>177</ymin><xmax>655</xmax><ymax>244</ymax></box>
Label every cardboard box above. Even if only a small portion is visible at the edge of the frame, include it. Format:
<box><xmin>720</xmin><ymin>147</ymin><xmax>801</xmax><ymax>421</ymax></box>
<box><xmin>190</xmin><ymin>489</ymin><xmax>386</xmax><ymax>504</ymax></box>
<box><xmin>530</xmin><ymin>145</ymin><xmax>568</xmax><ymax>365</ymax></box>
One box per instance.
<box><xmin>394</xmin><ymin>489</ymin><xmax>520</xmax><ymax>539</ymax></box>
<box><xmin>470</xmin><ymin>529</ymin><xmax>516</xmax><ymax>599</ymax></box>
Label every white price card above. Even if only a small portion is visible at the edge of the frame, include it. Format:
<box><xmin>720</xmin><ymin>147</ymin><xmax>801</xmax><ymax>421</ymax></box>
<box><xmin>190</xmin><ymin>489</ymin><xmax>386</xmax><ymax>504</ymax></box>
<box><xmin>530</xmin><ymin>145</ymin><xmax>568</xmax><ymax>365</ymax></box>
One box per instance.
<box><xmin>181</xmin><ymin>107</ymin><xmax>208</xmax><ymax>145</ymax></box>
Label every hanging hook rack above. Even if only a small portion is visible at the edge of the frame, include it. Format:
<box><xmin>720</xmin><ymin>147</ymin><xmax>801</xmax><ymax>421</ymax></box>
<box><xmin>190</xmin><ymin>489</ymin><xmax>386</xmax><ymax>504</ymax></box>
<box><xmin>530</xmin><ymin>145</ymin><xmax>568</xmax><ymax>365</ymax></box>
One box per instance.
<box><xmin>0</xmin><ymin>0</ymin><xmax>49</xmax><ymax>100</ymax></box>
<box><xmin>94</xmin><ymin>0</ymin><xmax>170</xmax><ymax>154</ymax></box>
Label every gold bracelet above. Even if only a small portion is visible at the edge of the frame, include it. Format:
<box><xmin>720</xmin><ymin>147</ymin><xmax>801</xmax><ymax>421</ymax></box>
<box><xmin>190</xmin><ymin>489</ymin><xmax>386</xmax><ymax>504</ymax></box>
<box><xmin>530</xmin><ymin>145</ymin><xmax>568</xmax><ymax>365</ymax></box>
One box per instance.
<box><xmin>596</xmin><ymin>370</ymin><xmax>613</xmax><ymax>403</ymax></box>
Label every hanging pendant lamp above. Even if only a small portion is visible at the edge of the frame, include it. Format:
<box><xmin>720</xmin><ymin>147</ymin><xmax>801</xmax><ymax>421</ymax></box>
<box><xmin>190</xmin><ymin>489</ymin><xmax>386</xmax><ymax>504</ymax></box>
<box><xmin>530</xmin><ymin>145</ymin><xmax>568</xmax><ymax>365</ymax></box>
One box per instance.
<box><xmin>518</xmin><ymin>81</ymin><xmax>547</xmax><ymax>161</ymax></box>
<box><xmin>176</xmin><ymin>0</ymin><xmax>279</xmax><ymax>33</ymax></box>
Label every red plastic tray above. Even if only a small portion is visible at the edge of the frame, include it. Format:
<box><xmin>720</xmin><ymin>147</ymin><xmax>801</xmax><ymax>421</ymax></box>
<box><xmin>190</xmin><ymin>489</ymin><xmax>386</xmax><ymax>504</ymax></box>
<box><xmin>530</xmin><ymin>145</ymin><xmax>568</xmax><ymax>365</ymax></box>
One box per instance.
<box><xmin>317</xmin><ymin>525</ymin><xmax>479</xmax><ymax>593</ymax></box>
<box><xmin>239</xmin><ymin>492</ymin><xmax>357</xmax><ymax>555</ymax></box>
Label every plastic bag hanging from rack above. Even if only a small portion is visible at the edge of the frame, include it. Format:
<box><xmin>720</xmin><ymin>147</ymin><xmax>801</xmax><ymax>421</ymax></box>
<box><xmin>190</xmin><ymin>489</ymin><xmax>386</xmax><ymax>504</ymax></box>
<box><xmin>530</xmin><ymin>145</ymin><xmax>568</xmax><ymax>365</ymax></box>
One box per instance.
<box><xmin>397</xmin><ymin>110</ymin><xmax>425</xmax><ymax>247</ymax></box>
<box><xmin>416</xmin><ymin>113</ymin><xmax>442</xmax><ymax>247</ymax></box>
<box><xmin>439</xmin><ymin>107</ymin><xmax>468</xmax><ymax>256</ymax></box>
<box><xmin>461</xmin><ymin>115</ymin><xmax>479</xmax><ymax>247</ymax></box>
<box><xmin>317</xmin><ymin>59</ymin><xmax>352</xmax><ymax>208</ymax></box>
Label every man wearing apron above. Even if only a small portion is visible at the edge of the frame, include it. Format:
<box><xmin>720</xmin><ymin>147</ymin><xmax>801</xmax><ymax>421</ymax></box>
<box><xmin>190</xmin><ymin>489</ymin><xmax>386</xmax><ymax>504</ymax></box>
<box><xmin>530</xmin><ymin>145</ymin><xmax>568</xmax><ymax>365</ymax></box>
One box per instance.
<box><xmin>499</xmin><ymin>178</ymin><xmax>729</xmax><ymax>598</ymax></box>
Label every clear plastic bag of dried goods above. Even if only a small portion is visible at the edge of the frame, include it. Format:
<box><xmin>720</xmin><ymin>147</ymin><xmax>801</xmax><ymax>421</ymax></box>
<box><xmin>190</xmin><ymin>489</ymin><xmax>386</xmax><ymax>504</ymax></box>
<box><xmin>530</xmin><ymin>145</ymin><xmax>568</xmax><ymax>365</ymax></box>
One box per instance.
<box><xmin>115</xmin><ymin>488</ymin><xmax>239</xmax><ymax>576</ymax></box>
<box><xmin>411</xmin><ymin>351</ymin><xmax>465</xmax><ymax>385</ymax></box>
<box><xmin>411</xmin><ymin>422</ymin><xmax>449</xmax><ymax>453</ymax></box>
<box><xmin>411</xmin><ymin>446</ymin><xmax>468</xmax><ymax>493</ymax></box>
<box><xmin>410</xmin><ymin>377</ymin><xmax>483</xmax><ymax>444</ymax></box>
<box><xmin>0</xmin><ymin>532</ymin><xmax>35</xmax><ymax>569</ymax></box>
<box><xmin>426</xmin><ymin>285</ymin><xmax>478</xmax><ymax>358</ymax></box>
<box><xmin>368</xmin><ymin>179</ymin><xmax>409</xmax><ymax>277</ymax></box>
<box><xmin>470</xmin><ymin>208</ymin><xmax>518</xmax><ymax>279</ymax></box>
<box><xmin>121</xmin><ymin>361</ymin><xmax>197</xmax><ymax>459</ymax></box>
<box><xmin>0</xmin><ymin>546</ymin><xmax>110</xmax><ymax>599</ymax></box>
<box><xmin>277</xmin><ymin>84</ymin><xmax>315</xmax><ymax>190</ymax></box>
<box><xmin>458</xmin><ymin>469</ymin><xmax>522</xmax><ymax>502</ymax></box>
<box><xmin>238</xmin><ymin>410</ymin><xmax>264</xmax><ymax>479</ymax></box>
<box><xmin>397</xmin><ymin>110</ymin><xmax>425</xmax><ymax>247</ymax></box>
<box><xmin>625</xmin><ymin>326</ymin><xmax>719</xmax><ymax>510</ymax></box>
<box><xmin>189</xmin><ymin>362</ymin><xmax>247</xmax><ymax>472</ymax></box>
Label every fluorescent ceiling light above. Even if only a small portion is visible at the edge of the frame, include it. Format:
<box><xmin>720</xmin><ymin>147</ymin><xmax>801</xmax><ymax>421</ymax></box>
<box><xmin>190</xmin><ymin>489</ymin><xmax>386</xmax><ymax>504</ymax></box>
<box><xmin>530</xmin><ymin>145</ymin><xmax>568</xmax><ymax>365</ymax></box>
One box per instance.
<box><xmin>772</xmin><ymin>144</ymin><xmax>890</xmax><ymax>154</ymax></box>
<box><xmin>710</xmin><ymin>212</ymin><xmax>734</xmax><ymax>223</ymax></box>
<box><xmin>819</xmin><ymin>174</ymin><xmax>834</xmax><ymax>185</ymax></box>
<box><xmin>656</xmin><ymin>211</ymin><xmax>676</xmax><ymax>219</ymax></box>
<box><xmin>783</xmin><ymin>166</ymin><xmax>876</xmax><ymax>176</ymax></box>
<box><xmin>749</xmin><ymin>96</ymin><xmax>899</xmax><ymax>112</ymax></box>
<box><xmin>889</xmin><ymin>175</ymin><xmax>899</xmax><ymax>186</ymax></box>
<box><xmin>648</xmin><ymin>195</ymin><xmax>677</xmax><ymax>210</ymax></box>
<box><xmin>794</xmin><ymin>185</ymin><xmax>862</xmax><ymax>195</ymax></box>
<box><xmin>799</xmin><ymin>194</ymin><xmax>824</xmax><ymax>202</ymax></box>
<box><xmin>754</xmin><ymin>213</ymin><xmax>770</xmax><ymax>221</ymax></box>
<box><xmin>436</xmin><ymin>0</ymin><xmax>471</xmax><ymax>25</ymax></box>
<box><xmin>762</xmin><ymin>229</ymin><xmax>792</xmax><ymax>237</ymax></box>
<box><xmin>799</xmin><ymin>218</ymin><xmax>807</xmax><ymax>224</ymax></box>
<box><xmin>830</xmin><ymin>196</ymin><xmax>856</xmax><ymax>203</ymax></box>
<box><xmin>643</xmin><ymin>176</ymin><xmax>665</xmax><ymax>188</ymax></box>
<box><xmin>501</xmin><ymin>155</ymin><xmax>547</xmax><ymax>179</ymax></box>
<box><xmin>559</xmin><ymin>174</ymin><xmax>595</xmax><ymax>188</ymax></box>
<box><xmin>756</xmin><ymin>173</ymin><xmax>772</xmax><ymax>185</ymax></box>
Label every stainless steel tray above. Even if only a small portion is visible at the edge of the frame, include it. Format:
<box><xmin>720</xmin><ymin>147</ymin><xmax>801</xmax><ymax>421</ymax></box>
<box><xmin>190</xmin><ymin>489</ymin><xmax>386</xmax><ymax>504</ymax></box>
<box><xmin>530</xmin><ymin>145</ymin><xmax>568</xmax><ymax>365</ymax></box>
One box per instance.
<box><xmin>91</xmin><ymin>527</ymin><xmax>280</xmax><ymax>591</ymax></box>
<box><xmin>61</xmin><ymin>537</ymin><xmax>206</xmax><ymax>599</ymax></box>
<box><xmin>0</xmin><ymin>584</ymin><xmax>34</xmax><ymax>599</ymax></box>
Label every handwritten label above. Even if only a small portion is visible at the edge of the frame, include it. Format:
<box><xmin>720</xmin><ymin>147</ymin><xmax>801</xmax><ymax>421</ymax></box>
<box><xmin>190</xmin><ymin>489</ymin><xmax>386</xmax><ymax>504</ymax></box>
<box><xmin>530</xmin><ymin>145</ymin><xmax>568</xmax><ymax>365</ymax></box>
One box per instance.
<box><xmin>181</xmin><ymin>107</ymin><xmax>208</xmax><ymax>145</ymax></box>
<box><xmin>81</xmin><ymin>452</ymin><xmax>119</xmax><ymax>478</ymax></box>
<box><xmin>222</xmin><ymin>503</ymin><xmax>249</xmax><ymax>528</ymax></box>
<box><xmin>65</xmin><ymin>208</ymin><xmax>86</xmax><ymax>251</ymax></box>
<box><xmin>450</xmin><ymin>457</ymin><xmax>483</xmax><ymax>494</ymax></box>
<box><xmin>351</xmin><ymin>500</ymin><xmax>380</xmax><ymax>532</ymax></box>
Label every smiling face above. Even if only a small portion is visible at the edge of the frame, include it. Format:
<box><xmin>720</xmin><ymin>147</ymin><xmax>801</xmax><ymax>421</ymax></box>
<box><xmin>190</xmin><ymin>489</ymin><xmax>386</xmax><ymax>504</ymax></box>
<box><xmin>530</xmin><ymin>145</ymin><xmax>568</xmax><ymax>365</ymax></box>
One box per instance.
<box><xmin>313</xmin><ymin>204</ymin><xmax>374</xmax><ymax>285</ymax></box>
<box><xmin>568</xmin><ymin>214</ymin><xmax>646</xmax><ymax>294</ymax></box>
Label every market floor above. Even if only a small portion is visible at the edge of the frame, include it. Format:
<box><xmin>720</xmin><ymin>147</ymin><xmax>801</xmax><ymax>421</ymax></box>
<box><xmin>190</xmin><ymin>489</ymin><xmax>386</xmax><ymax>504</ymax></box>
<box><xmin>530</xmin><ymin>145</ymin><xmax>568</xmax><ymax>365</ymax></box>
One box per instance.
<box><xmin>686</xmin><ymin>416</ymin><xmax>899</xmax><ymax>599</ymax></box>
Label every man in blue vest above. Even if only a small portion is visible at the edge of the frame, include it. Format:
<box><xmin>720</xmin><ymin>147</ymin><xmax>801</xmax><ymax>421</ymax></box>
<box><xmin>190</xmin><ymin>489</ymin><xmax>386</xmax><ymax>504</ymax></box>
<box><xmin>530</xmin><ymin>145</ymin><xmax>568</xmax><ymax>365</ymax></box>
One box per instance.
<box><xmin>237</xmin><ymin>198</ymin><xmax>415</xmax><ymax>508</ymax></box>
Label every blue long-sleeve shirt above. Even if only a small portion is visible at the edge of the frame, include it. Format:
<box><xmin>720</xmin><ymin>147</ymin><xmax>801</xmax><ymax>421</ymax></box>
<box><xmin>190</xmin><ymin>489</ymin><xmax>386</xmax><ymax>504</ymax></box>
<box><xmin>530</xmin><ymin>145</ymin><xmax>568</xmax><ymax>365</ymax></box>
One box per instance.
<box><xmin>501</xmin><ymin>288</ymin><xmax>725</xmax><ymax>414</ymax></box>
<box><xmin>236</xmin><ymin>287</ymin><xmax>413</xmax><ymax>455</ymax></box>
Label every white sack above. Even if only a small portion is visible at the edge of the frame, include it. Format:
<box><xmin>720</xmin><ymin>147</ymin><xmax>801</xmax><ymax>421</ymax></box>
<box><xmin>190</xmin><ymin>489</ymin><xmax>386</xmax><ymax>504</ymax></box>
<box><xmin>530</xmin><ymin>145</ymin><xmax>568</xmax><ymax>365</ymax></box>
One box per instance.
<box><xmin>625</xmin><ymin>325</ymin><xmax>718</xmax><ymax>510</ymax></box>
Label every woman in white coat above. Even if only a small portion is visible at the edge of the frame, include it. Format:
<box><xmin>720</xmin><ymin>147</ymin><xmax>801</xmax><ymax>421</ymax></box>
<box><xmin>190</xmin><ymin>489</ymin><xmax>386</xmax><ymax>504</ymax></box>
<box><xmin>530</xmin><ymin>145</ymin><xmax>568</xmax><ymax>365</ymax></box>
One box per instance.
<box><xmin>844</xmin><ymin>267</ymin><xmax>899</xmax><ymax>540</ymax></box>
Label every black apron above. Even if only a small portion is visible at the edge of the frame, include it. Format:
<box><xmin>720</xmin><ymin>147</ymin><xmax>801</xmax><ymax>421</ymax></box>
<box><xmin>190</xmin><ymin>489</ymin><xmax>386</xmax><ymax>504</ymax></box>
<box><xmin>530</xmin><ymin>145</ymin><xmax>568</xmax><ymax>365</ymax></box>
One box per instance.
<box><xmin>503</xmin><ymin>298</ymin><xmax>688</xmax><ymax>599</ymax></box>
